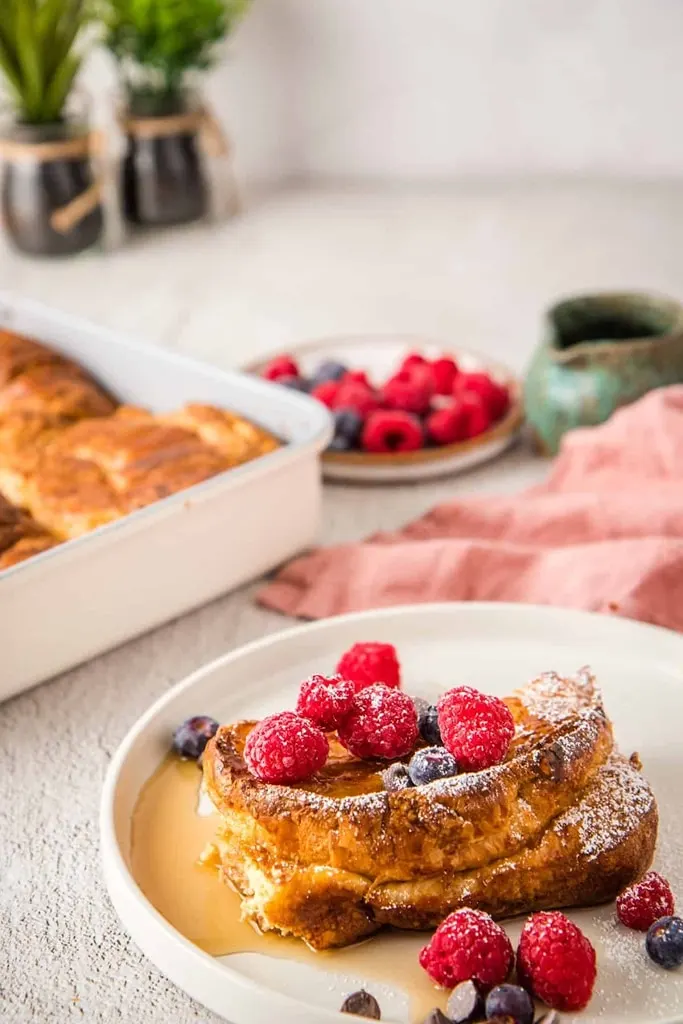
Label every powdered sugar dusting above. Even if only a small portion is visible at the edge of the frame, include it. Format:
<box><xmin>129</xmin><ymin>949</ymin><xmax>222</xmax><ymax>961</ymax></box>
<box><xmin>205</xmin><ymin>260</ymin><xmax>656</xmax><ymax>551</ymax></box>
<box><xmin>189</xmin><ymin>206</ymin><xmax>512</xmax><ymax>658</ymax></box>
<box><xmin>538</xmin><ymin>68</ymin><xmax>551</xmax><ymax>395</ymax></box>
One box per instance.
<box><xmin>560</xmin><ymin>756</ymin><xmax>655</xmax><ymax>859</ymax></box>
<box><xmin>591</xmin><ymin>915</ymin><xmax>675</xmax><ymax>1019</ymax></box>
<box><xmin>515</xmin><ymin>666</ymin><xmax>599</xmax><ymax>726</ymax></box>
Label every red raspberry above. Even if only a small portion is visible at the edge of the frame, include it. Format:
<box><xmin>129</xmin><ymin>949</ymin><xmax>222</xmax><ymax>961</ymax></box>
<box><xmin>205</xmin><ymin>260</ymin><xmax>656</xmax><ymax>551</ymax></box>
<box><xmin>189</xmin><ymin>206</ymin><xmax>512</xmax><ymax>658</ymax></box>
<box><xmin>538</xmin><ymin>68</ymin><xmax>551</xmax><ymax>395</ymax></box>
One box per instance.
<box><xmin>616</xmin><ymin>872</ymin><xmax>675</xmax><ymax>931</ymax></box>
<box><xmin>381</xmin><ymin>367</ymin><xmax>434</xmax><ymax>414</ymax></box>
<box><xmin>517</xmin><ymin>911</ymin><xmax>597</xmax><ymax>1012</ymax></box>
<box><xmin>333</xmin><ymin>380</ymin><xmax>380</xmax><ymax>417</ymax></box>
<box><xmin>336</xmin><ymin>641</ymin><xmax>401</xmax><ymax>691</ymax></box>
<box><xmin>400</xmin><ymin>352</ymin><xmax>428</xmax><ymax>372</ymax></box>
<box><xmin>337</xmin><ymin>684</ymin><xmax>417</xmax><ymax>759</ymax></box>
<box><xmin>437</xmin><ymin>686</ymin><xmax>514</xmax><ymax>771</ymax></box>
<box><xmin>262</xmin><ymin>354</ymin><xmax>299</xmax><ymax>381</ymax></box>
<box><xmin>459</xmin><ymin>392</ymin><xmax>493</xmax><ymax>439</ymax></box>
<box><xmin>311</xmin><ymin>379</ymin><xmax>341</xmax><ymax>408</ymax></box>
<box><xmin>244</xmin><ymin>711</ymin><xmax>328</xmax><ymax>784</ymax></box>
<box><xmin>361</xmin><ymin>410</ymin><xmax>423</xmax><ymax>453</ymax></box>
<box><xmin>296</xmin><ymin>674</ymin><xmax>355</xmax><ymax>731</ymax></box>
<box><xmin>425</xmin><ymin>403</ymin><xmax>468</xmax><ymax>445</ymax></box>
<box><xmin>343</xmin><ymin>369</ymin><xmax>371</xmax><ymax>387</ymax></box>
<box><xmin>431</xmin><ymin>356</ymin><xmax>459</xmax><ymax>395</ymax></box>
<box><xmin>419</xmin><ymin>909</ymin><xmax>513</xmax><ymax>989</ymax></box>
<box><xmin>454</xmin><ymin>371</ymin><xmax>509</xmax><ymax>421</ymax></box>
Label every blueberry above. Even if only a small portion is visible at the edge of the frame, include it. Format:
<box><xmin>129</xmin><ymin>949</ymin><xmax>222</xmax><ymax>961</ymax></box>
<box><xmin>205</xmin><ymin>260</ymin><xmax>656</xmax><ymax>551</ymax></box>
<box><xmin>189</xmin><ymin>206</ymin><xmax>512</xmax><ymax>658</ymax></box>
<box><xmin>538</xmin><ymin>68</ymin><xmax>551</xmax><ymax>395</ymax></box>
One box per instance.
<box><xmin>408</xmin><ymin>746</ymin><xmax>459</xmax><ymax>785</ymax></box>
<box><xmin>422</xmin><ymin>1011</ymin><xmax>450</xmax><ymax>1024</ymax></box>
<box><xmin>485</xmin><ymin>984</ymin><xmax>534</xmax><ymax>1024</ymax></box>
<box><xmin>646</xmin><ymin>915</ymin><xmax>683</xmax><ymax>969</ymax></box>
<box><xmin>417</xmin><ymin>703</ymin><xmax>442</xmax><ymax>746</ymax></box>
<box><xmin>412</xmin><ymin>695</ymin><xmax>430</xmax><ymax>716</ymax></box>
<box><xmin>341</xmin><ymin>990</ymin><xmax>381</xmax><ymax>1019</ymax></box>
<box><xmin>446</xmin><ymin>979</ymin><xmax>484</xmax><ymax>1023</ymax></box>
<box><xmin>312</xmin><ymin>359</ymin><xmax>348</xmax><ymax>387</ymax></box>
<box><xmin>334</xmin><ymin>408</ymin><xmax>363</xmax><ymax>444</ymax></box>
<box><xmin>172</xmin><ymin>716</ymin><xmax>219</xmax><ymax>760</ymax></box>
<box><xmin>327</xmin><ymin>435</ymin><xmax>353</xmax><ymax>452</ymax></box>
<box><xmin>279</xmin><ymin>375</ymin><xmax>310</xmax><ymax>392</ymax></box>
<box><xmin>382</xmin><ymin>762</ymin><xmax>414</xmax><ymax>792</ymax></box>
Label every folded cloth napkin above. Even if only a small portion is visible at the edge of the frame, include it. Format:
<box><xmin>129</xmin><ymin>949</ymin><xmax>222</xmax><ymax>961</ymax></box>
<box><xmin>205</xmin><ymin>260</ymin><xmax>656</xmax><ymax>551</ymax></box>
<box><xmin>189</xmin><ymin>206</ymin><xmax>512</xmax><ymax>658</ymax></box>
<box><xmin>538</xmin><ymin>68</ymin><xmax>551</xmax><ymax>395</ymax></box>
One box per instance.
<box><xmin>258</xmin><ymin>386</ymin><xmax>683</xmax><ymax>631</ymax></box>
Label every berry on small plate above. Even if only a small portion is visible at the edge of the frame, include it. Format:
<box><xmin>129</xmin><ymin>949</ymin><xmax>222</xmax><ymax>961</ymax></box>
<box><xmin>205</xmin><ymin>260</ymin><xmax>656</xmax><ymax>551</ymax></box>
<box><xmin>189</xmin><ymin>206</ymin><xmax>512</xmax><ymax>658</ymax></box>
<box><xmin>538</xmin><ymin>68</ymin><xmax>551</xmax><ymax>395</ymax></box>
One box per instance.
<box><xmin>245</xmin><ymin>334</ymin><xmax>522</xmax><ymax>483</ymax></box>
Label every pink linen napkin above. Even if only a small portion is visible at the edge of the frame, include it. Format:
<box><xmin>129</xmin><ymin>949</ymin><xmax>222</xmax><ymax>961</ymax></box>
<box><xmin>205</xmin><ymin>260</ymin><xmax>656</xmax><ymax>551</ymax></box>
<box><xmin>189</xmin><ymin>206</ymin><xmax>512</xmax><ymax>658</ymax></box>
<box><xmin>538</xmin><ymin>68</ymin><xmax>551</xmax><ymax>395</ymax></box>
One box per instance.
<box><xmin>258</xmin><ymin>387</ymin><xmax>683</xmax><ymax>631</ymax></box>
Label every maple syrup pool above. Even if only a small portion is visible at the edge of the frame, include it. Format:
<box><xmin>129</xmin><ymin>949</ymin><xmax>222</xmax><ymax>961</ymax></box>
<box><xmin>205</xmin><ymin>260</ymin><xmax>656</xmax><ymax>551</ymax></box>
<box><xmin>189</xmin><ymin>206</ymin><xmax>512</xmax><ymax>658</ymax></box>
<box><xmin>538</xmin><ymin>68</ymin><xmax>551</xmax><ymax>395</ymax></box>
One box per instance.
<box><xmin>130</xmin><ymin>754</ymin><xmax>447</xmax><ymax>1022</ymax></box>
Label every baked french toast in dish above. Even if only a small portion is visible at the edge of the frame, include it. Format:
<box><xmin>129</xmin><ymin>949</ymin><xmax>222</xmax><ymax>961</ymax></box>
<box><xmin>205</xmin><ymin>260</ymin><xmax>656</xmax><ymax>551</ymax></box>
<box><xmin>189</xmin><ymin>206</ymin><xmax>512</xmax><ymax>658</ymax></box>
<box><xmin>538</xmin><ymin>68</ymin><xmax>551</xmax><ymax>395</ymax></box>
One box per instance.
<box><xmin>0</xmin><ymin>329</ymin><xmax>278</xmax><ymax>566</ymax></box>
<box><xmin>202</xmin><ymin>668</ymin><xmax>657</xmax><ymax>950</ymax></box>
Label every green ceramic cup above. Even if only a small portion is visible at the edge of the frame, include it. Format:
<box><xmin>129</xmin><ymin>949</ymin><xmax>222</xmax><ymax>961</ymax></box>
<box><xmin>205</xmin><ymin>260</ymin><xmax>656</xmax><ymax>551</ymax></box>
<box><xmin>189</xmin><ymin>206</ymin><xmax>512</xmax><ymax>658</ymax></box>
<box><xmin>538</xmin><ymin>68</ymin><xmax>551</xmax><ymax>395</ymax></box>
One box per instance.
<box><xmin>524</xmin><ymin>291</ymin><xmax>683</xmax><ymax>454</ymax></box>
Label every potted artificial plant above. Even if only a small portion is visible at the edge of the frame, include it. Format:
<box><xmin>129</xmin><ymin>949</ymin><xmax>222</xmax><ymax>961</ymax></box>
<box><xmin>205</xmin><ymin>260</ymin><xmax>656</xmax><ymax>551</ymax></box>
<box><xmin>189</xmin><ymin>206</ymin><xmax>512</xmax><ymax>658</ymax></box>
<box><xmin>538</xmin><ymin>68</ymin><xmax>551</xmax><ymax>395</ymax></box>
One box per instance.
<box><xmin>103</xmin><ymin>0</ymin><xmax>249</xmax><ymax>228</ymax></box>
<box><xmin>0</xmin><ymin>0</ymin><xmax>103</xmax><ymax>257</ymax></box>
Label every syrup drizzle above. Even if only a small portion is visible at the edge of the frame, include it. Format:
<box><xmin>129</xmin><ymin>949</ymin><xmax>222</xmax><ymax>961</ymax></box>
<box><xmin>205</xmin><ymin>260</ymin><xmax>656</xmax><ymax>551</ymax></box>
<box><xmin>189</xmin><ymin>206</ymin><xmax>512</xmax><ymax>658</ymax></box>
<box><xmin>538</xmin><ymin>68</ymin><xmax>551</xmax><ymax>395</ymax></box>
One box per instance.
<box><xmin>130</xmin><ymin>755</ymin><xmax>446</xmax><ymax>1022</ymax></box>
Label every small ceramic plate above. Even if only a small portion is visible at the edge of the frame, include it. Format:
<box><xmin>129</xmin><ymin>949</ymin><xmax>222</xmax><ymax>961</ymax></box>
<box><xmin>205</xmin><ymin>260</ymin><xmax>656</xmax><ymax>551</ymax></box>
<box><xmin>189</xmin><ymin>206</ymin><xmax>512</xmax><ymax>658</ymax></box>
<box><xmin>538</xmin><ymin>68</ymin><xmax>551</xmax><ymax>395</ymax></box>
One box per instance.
<box><xmin>101</xmin><ymin>603</ymin><xmax>683</xmax><ymax>1024</ymax></box>
<box><xmin>244</xmin><ymin>336</ymin><xmax>523</xmax><ymax>482</ymax></box>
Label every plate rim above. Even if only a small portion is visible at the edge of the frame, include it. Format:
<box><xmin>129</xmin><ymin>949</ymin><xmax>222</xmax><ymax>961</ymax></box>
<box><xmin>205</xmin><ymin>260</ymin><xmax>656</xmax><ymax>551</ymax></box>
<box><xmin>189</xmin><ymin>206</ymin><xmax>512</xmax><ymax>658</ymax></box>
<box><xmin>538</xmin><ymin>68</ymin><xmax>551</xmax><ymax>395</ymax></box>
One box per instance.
<box><xmin>101</xmin><ymin>602</ymin><xmax>683</xmax><ymax>1024</ymax></box>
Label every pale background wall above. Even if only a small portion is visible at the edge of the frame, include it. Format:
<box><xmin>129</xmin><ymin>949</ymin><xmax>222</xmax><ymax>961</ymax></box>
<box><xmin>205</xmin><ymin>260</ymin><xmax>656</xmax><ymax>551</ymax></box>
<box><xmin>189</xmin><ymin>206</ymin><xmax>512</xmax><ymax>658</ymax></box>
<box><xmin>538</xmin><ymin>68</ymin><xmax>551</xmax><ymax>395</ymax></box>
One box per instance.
<box><xmin>87</xmin><ymin>0</ymin><xmax>683</xmax><ymax>190</ymax></box>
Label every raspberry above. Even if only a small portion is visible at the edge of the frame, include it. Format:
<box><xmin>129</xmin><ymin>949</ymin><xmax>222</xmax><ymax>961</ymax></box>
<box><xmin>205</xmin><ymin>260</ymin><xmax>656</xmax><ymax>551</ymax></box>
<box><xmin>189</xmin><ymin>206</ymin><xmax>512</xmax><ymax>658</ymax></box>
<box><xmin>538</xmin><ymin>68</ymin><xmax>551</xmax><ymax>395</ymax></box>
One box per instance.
<box><xmin>517</xmin><ymin>911</ymin><xmax>597</xmax><ymax>1012</ymax></box>
<box><xmin>400</xmin><ymin>352</ymin><xmax>428</xmax><ymax>371</ymax></box>
<box><xmin>333</xmin><ymin>380</ymin><xmax>380</xmax><ymax>417</ymax></box>
<box><xmin>381</xmin><ymin>367</ymin><xmax>434</xmax><ymax>414</ymax></box>
<box><xmin>426</xmin><ymin>404</ymin><xmax>468</xmax><ymax>446</ymax></box>
<box><xmin>343</xmin><ymin>369</ymin><xmax>371</xmax><ymax>387</ymax></box>
<box><xmin>437</xmin><ymin>686</ymin><xmax>514</xmax><ymax>771</ymax></box>
<box><xmin>244</xmin><ymin>711</ymin><xmax>328</xmax><ymax>784</ymax></box>
<box><xmin>617</xmin><ymin>871</ymin><xmax>675</xmax><ymax>931</ymax></box>
<box><xmin>336</xmin><ymin>641</ymin><xmax>401</xmax><ymax>691</ymax></box>
<box><xmin>296</xmin><ymin>674</ymin><xmax>355</xmax><ymax>731</ymax></box>
<box><xmin>431</xmin><ymin>356</ymin><xmax>459</xmax><ymax>395</ymax></box>
<box><xmin>454</xmin><ymin>371</ymin><xmax>509</xmax><ymax>421</ymax></box>
<box><xmin>459</xmin><ymin>392</ymin><xmax>493</xmax><ymax>439</ymax></box>
<box><xmin>262</xmin><ymin>354</ymin><xmax>299</xmax><ymax>381</ymax></box>
<box><xmin>311</xmin><ymin>379</ymin><xmax>341</xmax><ymax>408</ymax></box>
<box><xmin>419</xmin><ymin>909</ymin><xmax>513</xmax><ymax>989</ymax></box>
<box><xmin>362</xmin><ymin>410</ymin><xmax>423</xmax><ymax>453</ymax></box>
<box><xmin>337</xmin><ymin>684</ymin><xmax>418</xmax><ymax>759</ymax></box>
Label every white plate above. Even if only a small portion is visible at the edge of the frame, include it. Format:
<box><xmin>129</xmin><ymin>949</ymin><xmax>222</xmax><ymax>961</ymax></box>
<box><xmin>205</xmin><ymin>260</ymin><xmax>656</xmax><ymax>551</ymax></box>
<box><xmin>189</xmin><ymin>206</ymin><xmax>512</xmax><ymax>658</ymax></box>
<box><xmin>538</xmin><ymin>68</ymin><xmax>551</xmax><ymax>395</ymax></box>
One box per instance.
<box><xmin>245</xmin><ymin>335</ymin><xmax>522</xmax><ymax>482</ymax></box>
<box><xmin>101</xmin><ymin>603</ymin><xmax>683</xmax><ymax>1024</ymax></box>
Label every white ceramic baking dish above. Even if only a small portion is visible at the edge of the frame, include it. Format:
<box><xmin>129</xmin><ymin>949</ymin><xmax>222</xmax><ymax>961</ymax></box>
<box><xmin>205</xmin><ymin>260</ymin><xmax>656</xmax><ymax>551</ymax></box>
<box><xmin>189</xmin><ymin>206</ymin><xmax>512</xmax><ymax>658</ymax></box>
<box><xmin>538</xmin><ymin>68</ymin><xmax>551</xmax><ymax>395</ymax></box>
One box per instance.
<box><xmin>0</xmin><ymin>295</ymin><xmax>332</xmax><ymax>703</ymax></box>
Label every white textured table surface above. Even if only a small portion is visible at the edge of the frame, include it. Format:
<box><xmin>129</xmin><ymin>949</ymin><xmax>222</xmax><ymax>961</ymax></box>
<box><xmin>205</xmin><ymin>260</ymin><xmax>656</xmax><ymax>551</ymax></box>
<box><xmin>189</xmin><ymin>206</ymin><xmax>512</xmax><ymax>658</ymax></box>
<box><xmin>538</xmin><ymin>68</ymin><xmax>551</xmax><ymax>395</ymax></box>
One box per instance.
<box><xmin>2</xmin><ymin>182</ymin><xmax>683</xmax><ymax>1022</ymax></box>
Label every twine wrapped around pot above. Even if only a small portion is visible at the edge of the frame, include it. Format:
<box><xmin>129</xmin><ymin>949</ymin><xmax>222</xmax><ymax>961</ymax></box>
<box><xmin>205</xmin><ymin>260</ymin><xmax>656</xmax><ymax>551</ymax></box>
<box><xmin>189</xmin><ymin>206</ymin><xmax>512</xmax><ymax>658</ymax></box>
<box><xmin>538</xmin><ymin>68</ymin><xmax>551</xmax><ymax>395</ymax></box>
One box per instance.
<box><xmin>119</xmin><ymin>106</ymin><xmax>230</xmax><ymax>157</ymax></box>
<box><xmin>0</xmin><ymin>132</ymin><xmax>104</xmax><ymax>234</ymax></box>
<box><xmin>118</xmin><ymin>103</ymin><xmax>238</xmax><ymax>225</ymax></box>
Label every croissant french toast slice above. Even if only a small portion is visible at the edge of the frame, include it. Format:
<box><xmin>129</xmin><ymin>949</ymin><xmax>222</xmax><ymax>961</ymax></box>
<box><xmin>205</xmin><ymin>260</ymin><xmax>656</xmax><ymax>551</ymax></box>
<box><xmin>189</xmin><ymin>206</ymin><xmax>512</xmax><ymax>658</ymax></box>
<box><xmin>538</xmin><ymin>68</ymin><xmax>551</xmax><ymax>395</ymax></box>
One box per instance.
<box><xmin>368</xmin><ymin>753</ymin><xmax>656</xmax><ymax>928</ymax></box>
<box><xmin>201</xmin><ymin>668</ymin><xmax>657</xmax><ymax>950</ymax></box>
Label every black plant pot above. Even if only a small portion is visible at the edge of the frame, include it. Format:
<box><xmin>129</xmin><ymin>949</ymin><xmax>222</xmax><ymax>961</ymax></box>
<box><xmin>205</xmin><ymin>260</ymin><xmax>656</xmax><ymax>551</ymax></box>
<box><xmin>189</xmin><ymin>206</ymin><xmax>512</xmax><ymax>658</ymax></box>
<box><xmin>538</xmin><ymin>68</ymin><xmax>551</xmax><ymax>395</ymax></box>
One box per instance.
<box><xmin>122</xmin><ymin>97</ymin><xmax>208</xmax><ymax>228</ymax></box>
<box><xmin>1</xmin><ymin>122</ymin><xmax>103</xmax><ymax>258</ymax></box>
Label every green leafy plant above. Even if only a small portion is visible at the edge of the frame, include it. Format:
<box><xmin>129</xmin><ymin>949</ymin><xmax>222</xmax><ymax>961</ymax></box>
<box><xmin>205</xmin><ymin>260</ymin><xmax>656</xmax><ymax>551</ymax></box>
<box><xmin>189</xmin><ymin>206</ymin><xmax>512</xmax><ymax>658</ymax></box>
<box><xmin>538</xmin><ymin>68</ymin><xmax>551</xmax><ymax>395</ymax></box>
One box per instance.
<box><xmin>103</xmin><ymin>0</ymin><xmax>250</xmax><ymax>111</ymax></box>
<box><xmin>0</xmin><ymin>0</ymin><xmax>90</xmax><ymax>124</ymax></box>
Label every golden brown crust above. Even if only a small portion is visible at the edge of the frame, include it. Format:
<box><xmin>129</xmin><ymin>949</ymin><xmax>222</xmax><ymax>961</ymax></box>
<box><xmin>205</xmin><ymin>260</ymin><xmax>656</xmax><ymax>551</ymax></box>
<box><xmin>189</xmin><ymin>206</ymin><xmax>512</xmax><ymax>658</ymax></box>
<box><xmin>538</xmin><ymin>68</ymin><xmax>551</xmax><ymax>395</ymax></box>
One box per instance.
<box><xmin>0</xmin><ymin>493</ymin><xmax>57</xmax><ymax>570</ymax></box>
<box><xmin>0</xmin><ymin>534</ymin><xmax>58</xmax><ymax>569</ymax></box>
<box><xmin>0</xmin><ymin>363</ymin><xmax>116</xmax><ymax>421</ymax></box>
<box><xmin>0</xmin><ymin>330</ymin><xmax>64</xmax><ymax>388</ymax></box>
<box><xmin>0</xmin><ymin>331</ymin><xmax>281</xmax><ymax>553</ymax></box>
<box><xmin>20</xmin><ymin>455</ymin><xmax>126</xmax><ymax>539</ymax></box>
<box><xmin>163</xmin><ymin>404</ymin><xmax>279</xmax><ymax>464</ymax></box>
<box><xmin>203</xmin><ymin>669</ymin><xmax>658</xmax><ymax>949</ymax></box>
<box><xmin>0</xmin><ymin>412</ymin><xmax>66</xmax><ymax>506</ymax></box>
<box><xmin>12</xmin><ymin>405</ymin><xmax>278</xmax><ymax>538</ymax></box>
<box><xmin>0</xmin><ymin>329</ymin><xmax>116</xmax><ymax>421</ymax></box>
